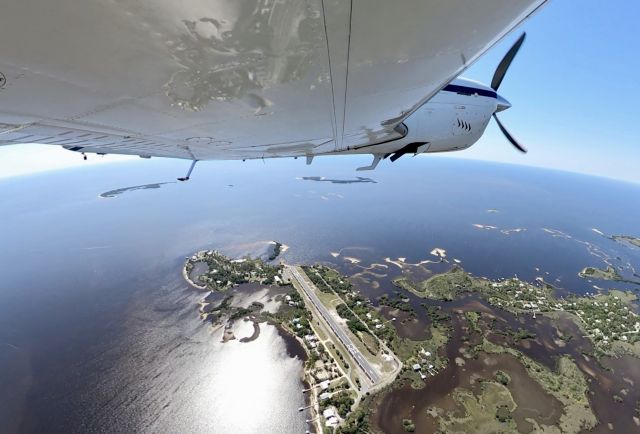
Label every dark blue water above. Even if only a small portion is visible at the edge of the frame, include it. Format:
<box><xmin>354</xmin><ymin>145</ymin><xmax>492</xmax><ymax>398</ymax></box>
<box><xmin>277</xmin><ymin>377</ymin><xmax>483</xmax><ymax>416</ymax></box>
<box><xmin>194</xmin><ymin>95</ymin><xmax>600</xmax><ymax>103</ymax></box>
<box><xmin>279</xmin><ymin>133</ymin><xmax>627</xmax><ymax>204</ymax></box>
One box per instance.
<box><xmin>1</xmin><ymin>156</ymin><xmax>639</xmax><ymax>433</ymax></box>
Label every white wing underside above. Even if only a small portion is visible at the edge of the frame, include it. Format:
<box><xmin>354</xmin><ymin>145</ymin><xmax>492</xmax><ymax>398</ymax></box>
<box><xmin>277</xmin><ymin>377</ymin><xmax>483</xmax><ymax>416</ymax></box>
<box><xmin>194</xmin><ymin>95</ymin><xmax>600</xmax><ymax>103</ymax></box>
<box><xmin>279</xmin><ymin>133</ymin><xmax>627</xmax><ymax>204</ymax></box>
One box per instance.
<box><xmin>0</xmin><ymin>0</ymin><xmax>546</xmax><ymax>160</ymax></box>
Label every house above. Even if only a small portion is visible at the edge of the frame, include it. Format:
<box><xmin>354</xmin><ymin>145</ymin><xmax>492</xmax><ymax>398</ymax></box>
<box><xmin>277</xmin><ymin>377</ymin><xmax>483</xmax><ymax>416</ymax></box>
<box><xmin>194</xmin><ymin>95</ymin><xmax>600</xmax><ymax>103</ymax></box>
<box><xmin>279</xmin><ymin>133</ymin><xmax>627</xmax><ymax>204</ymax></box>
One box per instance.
<box><xmin>326</xmin><ymin>416</ymin><xmax>339</xmax><ymax>428</ymax></box>
<box><xmin>319</xmin><ymin>392</ymin><xmax>331</xmax><ymax>401</ymax></box>
<box><xmin>320</xmin><ymin>380</ymin><xmax>331</xmax><ymax>390</ymax></box>
<box><xmin>412</xmin><ymin>363</ymin><xmax>421</xmax><ymax>371</ymax></box>
<box><xmin>366</xmin><ymin>313</ymin><xmax>372</xmax><ymax>319</ymax></box>
<box><xmin>323</xmin><ymin>408</ymin><xmax>337</xmax><ymax>419</ymax></box>
<box><xmin>375</xmin><ymin>324</ymin><xmax>383</xmax><ymax>329</ymax></box>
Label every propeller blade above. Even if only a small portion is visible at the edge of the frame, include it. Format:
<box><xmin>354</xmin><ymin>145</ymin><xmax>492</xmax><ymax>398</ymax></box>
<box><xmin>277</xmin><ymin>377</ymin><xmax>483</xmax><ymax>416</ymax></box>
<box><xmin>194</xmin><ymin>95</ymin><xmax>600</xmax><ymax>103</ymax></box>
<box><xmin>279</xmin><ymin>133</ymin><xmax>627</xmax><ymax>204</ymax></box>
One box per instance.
<box><xmin>491</xmin><ymin>33</ymin><xmax>526</xmax><ymax>91</ymax></box>
<box><xmin>493</xmin><ymin>114</ymin><xmax>527</xmax><ymax>153</ymax></box>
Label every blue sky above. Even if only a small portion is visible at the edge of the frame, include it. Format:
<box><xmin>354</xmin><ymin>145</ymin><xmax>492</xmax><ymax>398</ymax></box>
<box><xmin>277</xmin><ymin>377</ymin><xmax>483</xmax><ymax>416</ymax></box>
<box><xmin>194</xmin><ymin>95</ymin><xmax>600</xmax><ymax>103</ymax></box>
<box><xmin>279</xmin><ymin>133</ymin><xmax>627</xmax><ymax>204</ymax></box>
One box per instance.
<box><xmin>1</xmin><ymin>0</ymin><xmax>638</xmax><ymax>182</ymax></box>
<box><xmin>455</xmin><ymin>0</ymin><xmax>640</xmax><ymax>183</ymax></box>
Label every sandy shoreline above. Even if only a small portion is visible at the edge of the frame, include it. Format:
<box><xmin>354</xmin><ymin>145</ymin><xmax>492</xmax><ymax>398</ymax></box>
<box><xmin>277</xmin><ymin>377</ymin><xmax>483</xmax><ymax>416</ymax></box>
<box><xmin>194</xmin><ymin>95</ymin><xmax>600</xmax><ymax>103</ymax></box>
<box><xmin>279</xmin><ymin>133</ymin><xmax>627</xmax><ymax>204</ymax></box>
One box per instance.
<box><xmin>182</xmin><ymin>258</ymin><xmax>207</xmax><ymax>290</ymax></box>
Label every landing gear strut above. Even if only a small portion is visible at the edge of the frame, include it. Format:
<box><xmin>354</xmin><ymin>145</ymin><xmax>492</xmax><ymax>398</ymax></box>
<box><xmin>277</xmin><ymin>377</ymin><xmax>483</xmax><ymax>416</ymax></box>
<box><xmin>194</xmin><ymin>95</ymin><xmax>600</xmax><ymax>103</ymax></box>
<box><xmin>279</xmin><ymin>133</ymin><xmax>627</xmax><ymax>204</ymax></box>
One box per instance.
<box><xmin>178</xmin><ymin>160</ymin><xmax>198</xmax><ymax>181</ymax></box>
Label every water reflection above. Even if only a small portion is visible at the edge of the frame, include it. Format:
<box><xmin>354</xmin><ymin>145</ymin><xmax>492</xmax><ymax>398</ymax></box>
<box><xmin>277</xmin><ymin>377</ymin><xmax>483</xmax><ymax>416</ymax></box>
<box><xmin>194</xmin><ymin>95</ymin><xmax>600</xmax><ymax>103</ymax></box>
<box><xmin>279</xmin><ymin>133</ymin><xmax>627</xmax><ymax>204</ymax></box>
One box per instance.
<box><xmin>164</xmin><ymin>0</ymin><xmax>322</xmax><ymax>111</ymax></box>
<box><xmin>78</xmin><ymin>276</ymin><xmax>308</xmax><ymax>434</ymax></box>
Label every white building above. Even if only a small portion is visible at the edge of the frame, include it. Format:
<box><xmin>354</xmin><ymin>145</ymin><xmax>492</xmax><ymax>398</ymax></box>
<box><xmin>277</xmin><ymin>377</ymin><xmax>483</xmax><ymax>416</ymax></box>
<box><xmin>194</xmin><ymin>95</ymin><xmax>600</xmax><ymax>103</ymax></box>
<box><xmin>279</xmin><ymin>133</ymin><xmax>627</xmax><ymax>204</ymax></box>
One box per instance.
<box><xmin>323</xmin><ymin>408</ymin><xmax>337</xmax><ymax>418</ymax></box>
<box><xmin>326</xmin><ymin>416</ymin><xmax>339</xmax><ymax>428</ymax></box>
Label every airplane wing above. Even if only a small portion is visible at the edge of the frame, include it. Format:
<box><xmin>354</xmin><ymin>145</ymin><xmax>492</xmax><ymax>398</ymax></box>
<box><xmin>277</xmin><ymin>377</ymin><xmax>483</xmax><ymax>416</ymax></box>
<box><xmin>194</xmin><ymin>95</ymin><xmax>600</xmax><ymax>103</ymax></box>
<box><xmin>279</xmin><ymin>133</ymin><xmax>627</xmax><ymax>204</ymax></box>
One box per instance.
<box><xmin>0</xmin><ymin>0</ymin><xmax>547</xmax><ymax>161</ymax></box>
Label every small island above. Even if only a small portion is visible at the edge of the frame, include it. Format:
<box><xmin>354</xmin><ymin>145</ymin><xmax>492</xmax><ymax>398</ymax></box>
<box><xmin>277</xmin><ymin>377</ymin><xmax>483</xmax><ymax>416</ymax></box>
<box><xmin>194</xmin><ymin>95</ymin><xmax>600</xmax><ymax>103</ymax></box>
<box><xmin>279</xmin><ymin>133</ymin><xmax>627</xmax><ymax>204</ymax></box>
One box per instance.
<box><xmin>184</xmin><ymin>249</ymin><xmax>281</xmax><ymax>291</ymax></box>
<box><xmin>579</xmin><ymin>265</ymin><xmax>640</xmax><ymax>287</ymax></box>
<box><xmin>579</xmin><ymin>265</ymin><xmax>621</xmax><ymax>281</ymax></box>
<box><xmin>611</xmin><ymin>234</ymin><xmax>640</xmax><ymax>248</ymax></box>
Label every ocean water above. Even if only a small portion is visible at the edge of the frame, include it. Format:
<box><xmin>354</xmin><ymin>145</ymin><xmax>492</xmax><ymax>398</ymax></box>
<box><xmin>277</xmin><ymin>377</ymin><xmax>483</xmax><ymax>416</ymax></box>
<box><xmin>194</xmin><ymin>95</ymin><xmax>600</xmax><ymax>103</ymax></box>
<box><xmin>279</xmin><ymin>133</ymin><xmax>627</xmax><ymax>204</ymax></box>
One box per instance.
<box><xmin>1</xmin><ymin>155</ymin><xmax>639</xmax><ymax>433</ymax></box>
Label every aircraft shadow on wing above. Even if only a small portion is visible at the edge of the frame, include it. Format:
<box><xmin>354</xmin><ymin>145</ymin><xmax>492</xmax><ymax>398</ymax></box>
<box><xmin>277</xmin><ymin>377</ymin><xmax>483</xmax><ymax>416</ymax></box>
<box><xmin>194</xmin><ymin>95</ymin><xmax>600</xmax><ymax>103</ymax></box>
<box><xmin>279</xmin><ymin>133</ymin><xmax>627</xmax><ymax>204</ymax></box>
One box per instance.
<box><xmin>100</xmin><ymin>182</ymin><xmax>176</xmax><ymax>198</ymax></box>
<box><xmin>300</xmin><ymin>176</ymin><xmax>377</xmax><ymax>185</ymax></box>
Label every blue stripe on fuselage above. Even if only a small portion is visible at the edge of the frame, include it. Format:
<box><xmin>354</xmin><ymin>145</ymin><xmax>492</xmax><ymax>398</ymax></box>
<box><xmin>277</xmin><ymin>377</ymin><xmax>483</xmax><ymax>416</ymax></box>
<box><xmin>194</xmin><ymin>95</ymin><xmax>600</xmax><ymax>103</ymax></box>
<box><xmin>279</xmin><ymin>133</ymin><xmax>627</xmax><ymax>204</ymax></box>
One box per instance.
<box><xmin>442</xmin><ymin>84</ymin><xmax>496</xmax><ymax>99</ymax></box>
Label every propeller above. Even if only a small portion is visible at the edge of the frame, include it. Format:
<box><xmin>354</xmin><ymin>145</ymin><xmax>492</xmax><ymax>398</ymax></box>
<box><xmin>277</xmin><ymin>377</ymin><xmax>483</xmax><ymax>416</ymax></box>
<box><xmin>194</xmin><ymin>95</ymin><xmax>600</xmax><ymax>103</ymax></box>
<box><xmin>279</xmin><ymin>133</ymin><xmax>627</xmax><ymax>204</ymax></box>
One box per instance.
<box><xmin>491</xmin><ymin>33</ymin><xmax>527</xmax><ymax>153</ymax></box>
<box><xmin>493</xmin><ymin>113</ymin><xmax>527</xmax><ymax>153</ymax></box>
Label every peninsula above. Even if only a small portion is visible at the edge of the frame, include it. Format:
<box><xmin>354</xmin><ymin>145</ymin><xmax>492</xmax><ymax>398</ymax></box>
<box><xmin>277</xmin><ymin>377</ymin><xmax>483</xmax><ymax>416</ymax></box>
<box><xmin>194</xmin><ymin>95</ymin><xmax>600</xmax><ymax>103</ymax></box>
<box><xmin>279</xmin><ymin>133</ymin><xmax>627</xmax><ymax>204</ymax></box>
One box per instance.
<box><xmin>183</xmin><ymin>249</ymin><xmax>640</xmax><ymax>433</ymax></box>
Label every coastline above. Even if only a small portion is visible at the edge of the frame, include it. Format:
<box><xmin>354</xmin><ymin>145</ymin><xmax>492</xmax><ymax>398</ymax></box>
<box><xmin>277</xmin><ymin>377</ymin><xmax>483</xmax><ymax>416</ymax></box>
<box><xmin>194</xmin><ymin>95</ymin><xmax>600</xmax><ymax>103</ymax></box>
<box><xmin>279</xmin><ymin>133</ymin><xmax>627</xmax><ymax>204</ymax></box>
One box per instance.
<box><xmin>182</xmin><ymin>254</ymin><xmax>207</xmax><ymax>290</ymax></box>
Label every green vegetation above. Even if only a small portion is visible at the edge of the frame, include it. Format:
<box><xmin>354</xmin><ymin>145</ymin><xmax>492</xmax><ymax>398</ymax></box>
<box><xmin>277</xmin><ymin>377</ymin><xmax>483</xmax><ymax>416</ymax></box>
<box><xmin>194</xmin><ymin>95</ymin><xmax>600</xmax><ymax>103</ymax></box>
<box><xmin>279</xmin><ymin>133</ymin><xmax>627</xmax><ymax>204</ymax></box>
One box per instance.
<box><xmin>563</xmin><ymin>290</ymin><xmax>640</xmax><ymax>352</ymax></box>
<box><xmin>579</xmin><ymin>265</ymin><xmax>640</xmax><ymax>286</ymax></box>
<box><xmin>579</xmin><ymin>265</ymin><xmax>621</xmax><ymax>281</ymax></box>
<box><xmin>266</xmin><ymin>289</ymin><xmax>312</xmax><ymax>338</ymax></box>
<box><xmin>402</xmin><ymin>418</ymin><xmax>416</xmax><ymax>432</ymax></box>
<box><xmin>268</xmin><ymin>242</ymin><xmax>283</xmax><ymax>261</ymax></box>
<box><xmin>400</xmin><ymin>266</ymin><xmax>640</xmax><ymax>355</ymax></box>
<box><xmin>394</xmin><ymin>265</ymin><xmax>473</xmax><ymax>300</ymax></box>
<box><xmin>336</xmin><ymin>303</ymin><xmax>369</xmax><ymax>334</ymax></box>
<box><xmin>480</xmin><ymin>339</ymin><xmax>597</xmax><ymax>433</ymax></box>
<box><xmin>439</xmin><ymin>382</ymin><xmax>518</xmax><ymax>433</ymax></box>
<box><xmin>328</xmin><ymin>344</ymin><xmax>350</xmax><ymax>371</ymax></box>
<box><xmin>465</xmin><ymin>311</ymin><xmax>481</xmax><ymax>333</ymax></box>
<box><xmin>320</xmin><ymin>391</ymin><xmax>354</xmax><ymax>418</ymax></box>
<box><xmin>298</xmin><ymin>265</ymin><xmax>440</xmax><ymax>431</ymax></box>
<box><xmin>337</xmin><ymin>404</ymin><xmax>370</xmax><ymax>434</ymax></box>
<box><xmin>185</xmin><ymin>250</ymin><xmax>281</xmax><ymax>291</ymax></box>
<box><xmin>495</xmin><ymin>370</ymin><xmax>511</xmax><ymax>386</ymax></box>
<box><xmin>611</xmin><ymin>234</ymin><xmax>640</xmax><ymax>248</ymax></box>
<box><xmin>202</xmin><ymin>296</ymin><xmax>263</xmax><ymax>325</ymax></box>
<box><xmin>303</xmin><ymin>265</ymin><xmax>396</xmax><ymax>345</ymax></box>
<box><xmin>394</xmin><ymin>324</ymin><xmax>450</xmax><ymax>388</ymax></box>
<box><xmin>423</xmin><ymin>304</ymin><xmax>451</xmax><ymax>327</ymax></box>
<box><xmin>303</xmin><ymin>265</ymin><xmax>353</xmax><ymax>295</ymax></box>
<box><xmin>228</xmin><ymin>307</ymin><xmax>253</xmax><ymax>321</ymax></box>
<box><xmin>378</xmin><ymin>293</ymin><xmax>416</xmax><ymax>315</ymax></box>
<box><xmin>511</xmin><ymin>327</ymin><xmax>537</xmax><ymax>341</ymax></box>
<box><xmin>359</xmin><ymin>331</ymin><xmax>380</xmax><ymax>356</ymax></box>
<box><xmin>298</xmin><ymin>259</ymin><xmax>639</xmax><ymax>432</ymax></box>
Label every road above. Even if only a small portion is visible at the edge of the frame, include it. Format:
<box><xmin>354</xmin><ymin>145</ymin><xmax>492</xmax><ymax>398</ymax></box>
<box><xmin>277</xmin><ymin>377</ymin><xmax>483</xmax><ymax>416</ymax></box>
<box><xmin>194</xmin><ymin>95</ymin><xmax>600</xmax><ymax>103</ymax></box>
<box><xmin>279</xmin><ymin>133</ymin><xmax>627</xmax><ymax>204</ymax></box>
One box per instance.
<box><xmin>288</xmin><ymin>266</ymin><xmax>380</xmax><ymax>384</ymax></box>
